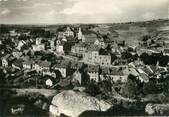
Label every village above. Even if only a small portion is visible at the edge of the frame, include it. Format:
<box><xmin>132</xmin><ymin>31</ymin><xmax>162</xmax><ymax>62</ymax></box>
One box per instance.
<box><xmin>1</xmin><ymin>21</ymin><xmax>169</xmax><ymax>116</ymax></box>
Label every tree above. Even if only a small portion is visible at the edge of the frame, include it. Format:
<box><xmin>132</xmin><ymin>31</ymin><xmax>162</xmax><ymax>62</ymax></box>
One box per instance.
<box><xmin>100</xmin><ymin>79</ymin><xmax>112</xmax><ymax>93</ymax></box>
<box><xmin>0</xmin><ymin>25</ymin><xmax>9</xmax><ymax>34</ymax></box>
<box><xmin>163</xmin><ymin>76</ymin><xmax>169</xmax><ymax>93</ymax></box>
<box><xmin>0</xmin><ymin>69</ymin><xmax>6</xmax><ymax>88</ymax></box>
<box><xmin>57</xmin><ymin>26</ymin><xmax>66</xmax><ymax>32</ymax></box>
<box><xmin>106</xmin><ymin>44</ymin><xmax>112</xmax><ymax>54</ymax></box>
<box><xmin>111</xmin><ymin>54</ymin><xmax>117</xmax><ymax>63</ymax></box>
<box><xmin>85</xmin><ymin>80</ymin><xmax>101</xmax><ymax>96</ymax></box>
<box><xmin>140</xmin><ymin>53</ymin><xmax>152</xmax><ymax>65</ymax></box>
<box><xmin>143</xmin><ymin>79</ymin><xmax>158</xmax><ymax>94</ymax></box>
<box><xmin>53</xmin><ymin>70</ymin><xmax>62</xmax><ymax>80</ymax></box>
<box><xmin>140</xmin><ymin>52</ymin><xmax>169</xmax><ymax>66</ymax></box>
<box><xmin>99</xmin><ymin>48</ymin><xmax>108</xmax><ymax>55</ymax></box>
<box><xmin>122</xmin><ymin>74</ymin><xmax>139</xmax><ymax>98</ymax></box>
<box><xmin>159</xmin><ymin>55</ymin><xmax>169</xmax><ymax>66</ymax></box>
<box><xmin>18</xmin><ymin>34</ymin><xmax>29</xmax><ymax>41</ymax></box>
<box><xmin>81</xmin><ymin>72</ymin><xmax>90</xmax><ymax>86</ymax></box>
<box><xmin>30</xmin><ymin>28</ymin><xmax>52</xmax><ymax>38</ymax></box>
<box><xmin>121</xmin><ymin>52</ymin><xmax>132</xmax><ymax>59</ymax></box>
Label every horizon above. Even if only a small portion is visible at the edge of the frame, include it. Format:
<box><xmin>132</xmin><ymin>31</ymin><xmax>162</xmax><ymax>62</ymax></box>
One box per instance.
<box><xmin>0</xmin><ymin>18</ymin><xmax>168</xmax><ymax>26</ymax></box>
<box><xmin>0</xmin><ymin>0</ymin><xmax>168</xmax><ymax>24</ymax></box>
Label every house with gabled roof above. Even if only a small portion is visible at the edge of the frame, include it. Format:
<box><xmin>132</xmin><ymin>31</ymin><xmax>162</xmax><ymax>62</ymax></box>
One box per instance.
<box><xmin>109</xmin><ymin>67</ymin><xmax>128</xmax><ymax>83</ymax></box>
<box><xmin>87</xmin><ymin>65</ymin><xmax>100</xmax><ymax>82</ymax></box>
<box><xmin>163</xmin><ymin>48</ymin><xmax>169</xmax><ymax>56</ymax></box>
<box><xmin>33</xmin><ymin>60</ymin><xmax>51</xmax><ymax>73</ymax></box>
<box><xmin>138</xmin><ymin>73</ymin><xmax>149</xmax><ymax>83</ymax></box>
<box><xmin>17</xmin><ymin>40</ymin><xmax>26</xmax><ymax>51</ymax></box>
<box><xmin>51</xmin><ymin>60</ymin><xmax>69</xmax><ymax>78</ymax></box>
<box><xmin>71</xmin><ymin>43</ymin><xmax>87</xmax><ymax>56</ymax></box>
<box><xmin>42</xmin><ymin>70</ymin><xmax>56</xmax><ymax>78</ymax></box>
<box><xmin>137</xmin><ymin>68</ymin><xmax>149</xmax><ymax>83</ymax></box>
<box><xmin>100</xmin><ymin>66</ymin><xmax>128</xmax><ymax>83</ymax></box>
<box><xmin>1</xmin><ymin>54</ymin><xmax>10</xmax><ymax>67</ymax></box>
<box><xmin>12</xmin><ymin>59</ymin><xmax>23</xmax><ymax>70</ymax></box>
<box><xmin>94</xmin><ymin>38</ymin><xmax>105</xmax><ymax>47</ymax></box>
<box><xmin>23</xmin><ymin>59</ymin><xmax>34</xmax><ymax>69</ymax></box>
<box><xmin>12</xmin><ymin>50</ymin><xmax>22</xmax><ymax>59</ymax></box>
<box><xmin>64</xmin><ymin>27</ymin><xmax>74</xmax><ymax>37</ymax></box>
<box><xmin>72</xmin><ymin>70</ymin><xmax>82</xmax><ymax>85</ymax></box>
<box><xmin>32</xmin><ymin>44</ymin><xmax>45</xmax><ymax>52</ymax></box>
<box><xmin>83</xmin><ymin>45</ymin><xmax>111</xmax><ymax>66</ymax></box>
<box><xmin>70</xmin><ymin>61</ymin><xmax>83</xmax><ymax>70</ymax></box>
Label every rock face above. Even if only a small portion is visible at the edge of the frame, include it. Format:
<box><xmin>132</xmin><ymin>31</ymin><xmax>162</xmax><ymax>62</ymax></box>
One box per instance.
<box><xmin>49</xmin><ymin>90</ymin><xmax>111</xmax><ymax>117</ymax></box>
<box><xmin>145</xmin><ymin>103</ymin><xmax>169</xmax><ymax>115</ymax></box>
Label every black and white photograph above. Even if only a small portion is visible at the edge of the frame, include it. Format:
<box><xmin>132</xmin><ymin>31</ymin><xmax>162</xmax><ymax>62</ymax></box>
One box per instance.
<box><xmin>0</xmin><ymin>0</ymin><xmax>169</xmax><ymax>116</ymax></box>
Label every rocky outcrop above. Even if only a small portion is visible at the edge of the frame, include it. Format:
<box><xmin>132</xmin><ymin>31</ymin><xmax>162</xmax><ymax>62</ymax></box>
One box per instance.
<box><xmin>49</xmin><ymin>90</ymin><xmax>111</xmax><ymax>117</ymax></box>
<box><xmin>145</xmin><ymin>103</ymin><xmax>169</xmax><ymax>115</ymax></box>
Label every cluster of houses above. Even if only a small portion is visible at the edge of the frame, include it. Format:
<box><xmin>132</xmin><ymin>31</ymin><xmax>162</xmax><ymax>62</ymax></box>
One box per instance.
<box><xmin>1</xmin><ymin>26</ymin><xmax>169</xmax><ymax>88</ymax></box>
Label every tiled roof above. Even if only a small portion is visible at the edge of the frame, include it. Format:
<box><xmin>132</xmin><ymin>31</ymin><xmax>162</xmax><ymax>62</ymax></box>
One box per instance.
<box><xmin>86</xmin><ymin>45</ymin><xmax>101</xmax><ymax>51</ymax></box>
<box><xmin>73</xmin><ymin>43</ymin><xmax>86</xmax><ymax>48</ymax></box>
<box><xmin>58</xmin><ymin>78</ymin><xmax>71</xmax><ymax>87</ymax></box>
<box><xmin>13</xmin><ymin>59</ymin><xmax>23</xmax><ymax>68</ymax></box>
<box><xmin>23</xmin><ymin>59</ymin><xmax>34</xmax><ymax>65</ymax></box>
<box><xmin>87</xmin><ymin>65</ymin><xmax>99</xmax><ymax>72</ymax></box>
<box><xmin>109</xmin><ymin>67</ymin><xmax>124</xmax><ymax>76</ymax></box>
<box><xmin>149</xmin><ymin>65</ymin><xmax>157</xmax><ymax>73</ymax></box>
<box><xmin>101</xmin><ymin>66</ymin><xmax>126</xmax><ymax>76</ymax></box>
<box><xmin>100</xmin><ymin>67</ymin><xmax>109</xmax><ymax>74</ymax></box>
<box><xmin>52</xmin><ymin>60</ymin><xmax>69</xmax><ymax>68</ymax></box>
<box><xmin>139</xmin><ymin>67</ymin><xmax>153</xmax><ymax>76</ymax></box>
<box><xmin>70</xmin><ymin>62</ymin><xmax>83</xmax><ymax>69</ymax></box>
<box><xmin>37</xmin><ymin>60</ymin><xmax>51</xmax><ymax>67</ymax></box>
<box><xmin>139</xmin><ymin>73</ymin><xmax>149</xmax><ymax>81</ymax></box>
<box><xmin>22</xmin><ymin>56</ymin><xmax>30</xmax><ymax>61</ymax></box>
<box><xmin>128</xmin><ymin>68</ymin><xmax>139</xmax><ymax>76</ymax></box>
<box><xmin>65</xmin><ymin>26</ymin><xmax>74</xmax><ymax>32</ymax></box>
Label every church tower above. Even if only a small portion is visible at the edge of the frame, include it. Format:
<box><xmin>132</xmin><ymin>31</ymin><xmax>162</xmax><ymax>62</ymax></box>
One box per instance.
<box><xmin>78</xmin><ymin>27</ymin><xmax>83</xmax><ymax>40</ymax></box>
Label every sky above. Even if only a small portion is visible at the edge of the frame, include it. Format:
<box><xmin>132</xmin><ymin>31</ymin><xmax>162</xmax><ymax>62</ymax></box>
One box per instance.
<box><xmin>0</xmin><ymin>0</ymin><xmax>168</xmax><ymax>24</ymax></box>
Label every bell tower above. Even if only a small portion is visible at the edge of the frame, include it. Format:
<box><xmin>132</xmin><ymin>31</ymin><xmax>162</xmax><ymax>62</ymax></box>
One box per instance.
<box><xmin>78</xmin><ymin>27</ymin><xmax>83</xmax><ymax>40</ymax></box>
